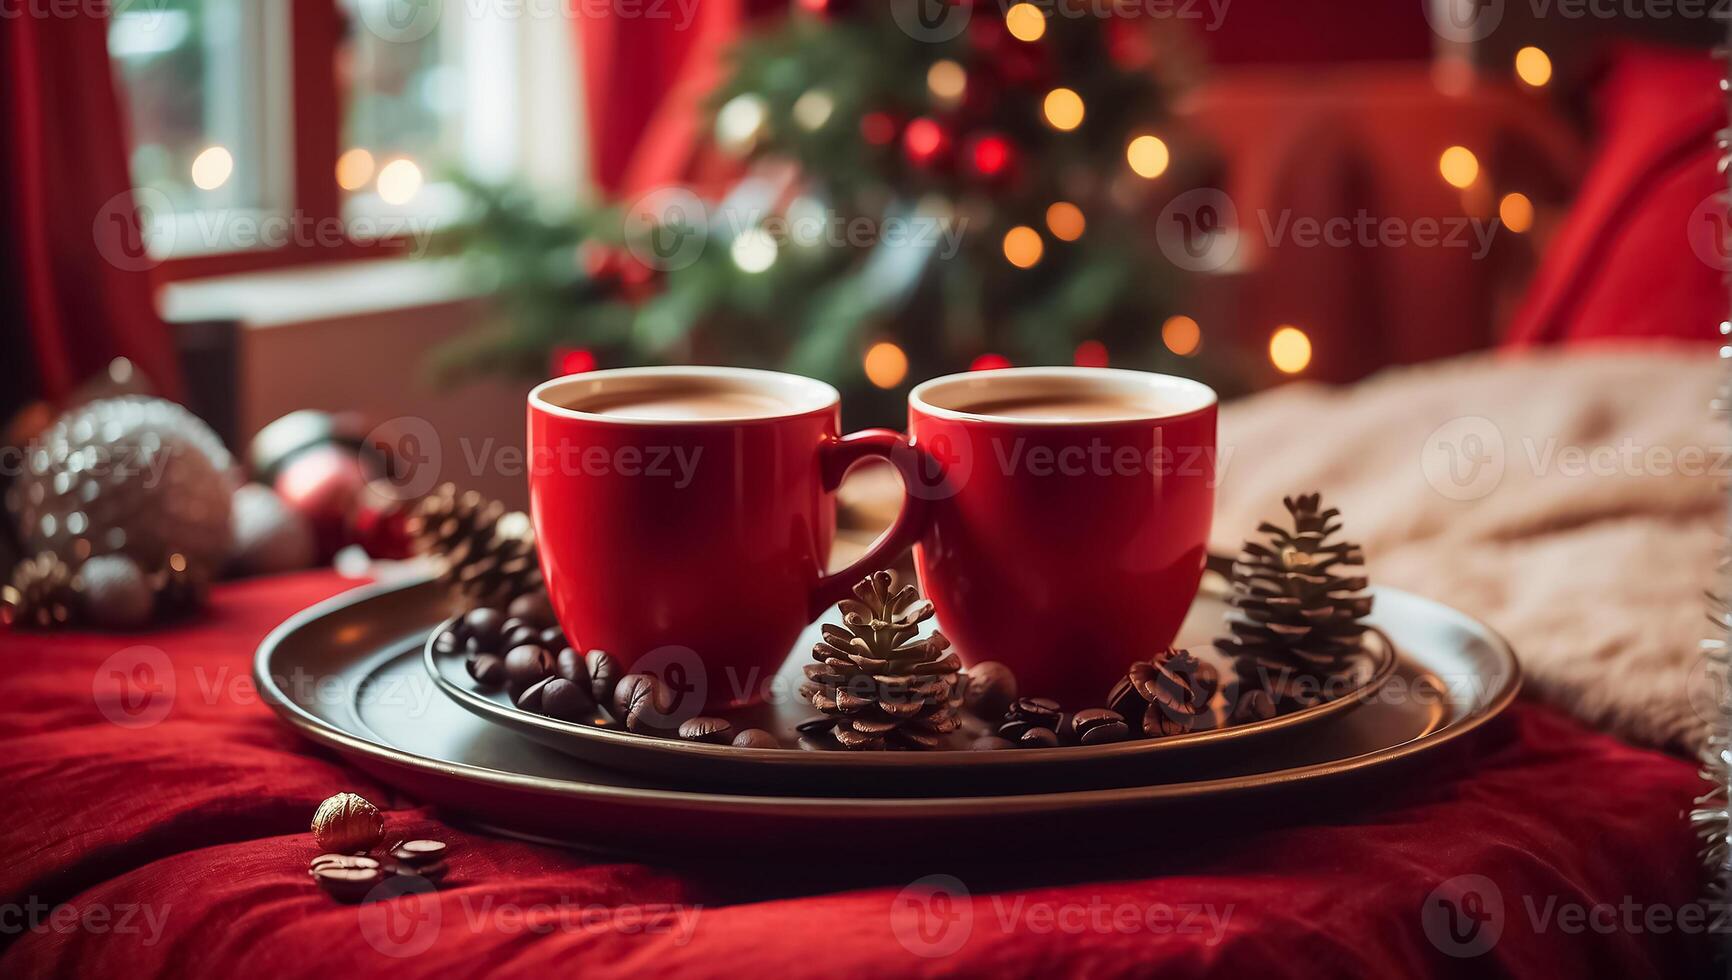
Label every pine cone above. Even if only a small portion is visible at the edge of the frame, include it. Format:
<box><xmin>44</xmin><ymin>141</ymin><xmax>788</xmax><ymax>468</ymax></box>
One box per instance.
<box><xmin>1121</xmin><ymin>648</ymin><xmax>1218</xmax><ymax>737</ymax></box>
<box><xmin>1</xmin><ymin>553</ymin><xmax>79</xmax><ymax>628</ymax></box>
<box><xmin>408</xmin><ymin>484</ymin><xmax>543</xmax><ymax>609</ymax></box>
<box><xmin>800</xmin><ymin>571</ymin><xmax>962</xmax><ymax>750</ymax></box>
<box><xmin>1216</xmin><ymin>493</ymin><xmax>1372</xmax><ymax>707</ymax></box>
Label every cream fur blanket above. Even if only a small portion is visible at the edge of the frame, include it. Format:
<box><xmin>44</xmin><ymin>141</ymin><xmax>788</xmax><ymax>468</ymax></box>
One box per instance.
<box><xmin>839</xmin><ymin>347</ymin><xmax>1722</xmax><ymax>755</ymax></box>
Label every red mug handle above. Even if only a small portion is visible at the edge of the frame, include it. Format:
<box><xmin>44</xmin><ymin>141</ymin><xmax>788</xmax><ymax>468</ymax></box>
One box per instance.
<box><xmin>811</xmin><ymin>428</ymin><xmax>928</xmax><ymax>617</ymax></box>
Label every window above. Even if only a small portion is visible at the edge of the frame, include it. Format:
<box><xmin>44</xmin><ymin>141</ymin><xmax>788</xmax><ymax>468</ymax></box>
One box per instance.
<box><xmin>107</xmin><ymin>0</ymin><xmax>574</xmax><ymax>279</ymax></box>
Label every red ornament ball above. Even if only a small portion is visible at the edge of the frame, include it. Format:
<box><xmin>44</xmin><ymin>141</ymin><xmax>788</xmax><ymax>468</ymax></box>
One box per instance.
<box><xmin>554</xmin><ymin>347</ymin><xmax>597</xmax><ymax>376</ymax></box>
<box><xmin>274</xmin><ymin>444</ymin><xmax>369</xmax><ymax>562</ymax></box>
<box><xmin>966</xmin><ymin>133</ymin><xmax>1015</xmax><ymax>180</ymax></box>
<box><xmin>902</xmin><ymin>117</ymin><xmax>951</xmax><ymax>169</ymax></box>
<box><xmin>1073</xmin><ymin>340</ymin><xmax>1109</xmax><ymax>368</ymax></box>
<box><xmin>861</xmin><ymin>112</ymin><xmax>898</xmax><ymax>147</ymax></box>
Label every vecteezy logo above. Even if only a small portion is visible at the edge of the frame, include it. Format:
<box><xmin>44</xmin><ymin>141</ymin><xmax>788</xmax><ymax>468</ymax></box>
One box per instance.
<box><xmin>891</xmin><ymin>874</ymin><xmax>972</xmax><ymax>958</ymax></box>
<box><xmin>93</xmin><ymin>645</ymin><xmax>176</xmax><ymax>729</ymax></box>
<box><xmin>1422</xmin><ymin>0</ymin><xmax>1504</xmax><ymax>44</ymax></box>
<box><xmin>1421</xmin><ymin>416</ymin><xmax>1506</xmax><ymax>501</ymax></box>
<box><xmin>1420</xmin><ymin>874</ymin><xmax>1503</xmax><ymax>958</ymax></box>
<box><xmin>93</xmin><ymin>187</ymin><xmax>175</xmax><ymax>273</ymax></box>
<box><xmin>631</xmin><ymin>645</ymin><xmax>708</xmax><ymax>727</ymax></box>
<box><xmin>623</xmin><ymin>187</ymin><xmax>708</xmax><ymax>272</ymax></box>
<box><xmin>892</xmin><ymin>431</ymin><xmax>972</xmax><ymax>501</ymax></box>
<box><xmin>358</xmin><ymin>874</ymin><xmax>442</xmax><ymax>958</ymax></box>
<box><xmin>1155</xmin><ymin>189</ymin><xmax>1240</xmax><ymax>273</ymax></box>
<box><xmin>890</xmin><ymin>0</ymin><xmax>971</xmax><ymax>43</ymax></box>
<box><xmin>357</xmin><ymin>0</ymin><xmax>443</xmax><ymax>44</ymax></box>
<box><xmin>365</xmin><ymin>416</ymin><xmax>442</xmax><ymax>499</ymax></box>
<box><xmin>1687</xmin><ymin>193</ymin><xmax>1732</xmax><ymax>271</ymax></box>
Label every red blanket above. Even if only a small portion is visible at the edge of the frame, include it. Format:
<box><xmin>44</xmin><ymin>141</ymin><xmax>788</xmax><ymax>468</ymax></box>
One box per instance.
<box><xmin>0</xmin><ymin>572</ymin><xmax>1711</xmax><ymax>978</ymax></box>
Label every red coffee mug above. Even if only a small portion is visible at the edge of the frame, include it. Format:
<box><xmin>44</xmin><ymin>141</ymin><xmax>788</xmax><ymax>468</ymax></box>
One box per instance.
<box><xmin>907</xmin><ymin>367</ymin><xmax>1219</xmax><ymax>707</ymax></box>
<box><xmin>528</xmin><ymin>367</ymin><xmax>924</xmax><ymax>711</ymax></box>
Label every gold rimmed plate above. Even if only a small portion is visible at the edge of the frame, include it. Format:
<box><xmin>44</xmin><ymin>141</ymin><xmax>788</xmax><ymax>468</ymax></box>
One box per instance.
<box><xmin>423</xmin><ymin>583</ymin><xmax>1400</xmax><ymax>794</ymax></box>
<box><xmin>255</xmin><ymin>576</ymin><xmax>1518</xmax><ymax>853</ymax></box>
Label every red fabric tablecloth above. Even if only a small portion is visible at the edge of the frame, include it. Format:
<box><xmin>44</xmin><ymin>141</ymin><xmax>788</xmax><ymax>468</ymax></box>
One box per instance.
<box><xmin>0</xmin><ymin>572</ymin><xmax>1712</xmax><ymax>978</ymax></box>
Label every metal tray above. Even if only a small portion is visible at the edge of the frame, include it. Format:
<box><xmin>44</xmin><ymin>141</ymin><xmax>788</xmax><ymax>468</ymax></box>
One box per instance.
<box><xmin>255</xmin><ymin>577</ymin><xmax>1519</xmax><ymax>854</ymax></box>
<box><xmin>424</xmin><ymin>584</ymin><xmax>1399</xmax><ymax>794</ymax></box>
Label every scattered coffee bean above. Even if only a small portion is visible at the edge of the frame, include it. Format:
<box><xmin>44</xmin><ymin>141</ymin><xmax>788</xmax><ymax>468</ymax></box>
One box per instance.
<box><xmin>466</xmin><ymin>654</ymin><xmax>506</xmax><ymax>688</ymax></box>
<box><xmin>389</xmin><ymin>840</ymin><xmax>449</xmax><ymax>865</ymax></box>
<box><xmin>1072</xmin><ymin>708</ymin><xmax>1131</xmax><ymax>745</ymax></box>
<box><xmin>997</xmin><ymin>720</ymin><xmax>1032</xmax><ymax>741</ymax></box>
<box><xmin>1106</xmin><ymin>676</ymin><xmax>1146</xmax><ymax>720</ymax></box>
<box><xmin>970</xmin><ymin>735</ymin><xmax>1016</xmax><ymax>751</ymax></box>
<box><xmin>678</xmin><ymin>716</ymin><xmax>734</xmax><ymax>744</ymax></box>
<box><xmin>310</xmin><ymin>854</ymin><xmax>379</xmax><ymax>874</ymax></box>
<box><xmin>1018</xmin><ymin>727</ymin><xmax>1060</xmax><ymax>748</ymax></box>
<box><xmin>539</xmin><ymin>627</ymin><xmax>568</xmax><ymax>650</ymax></box>
<box><xmin>507</xmin><ymin>591</ymin><xmax>556</xmax><ymax>627</ymax></box>
<box><xmin>504</xmin><ymin>644</ymin><xmax>556</xmax><ymax>690</ymax></box>
<box><xmin>1228</xmin><ymin>685</ymin><xmax>1276</xmax><ymax>724</ymax></box>
<box><xmin>433</xmin><ymin>629</ymin><xmax>459</xmax><ymax>655</ymax></box>
<box><xmin>311</xmin><ymin>864</ymin><xmax>384</xmax><ymax>902</ymax></box>
<box><xmin>961</xmin><ymin>661</ymin><xmax>1018</xmax><ymax>720</ymax></box>
<box><xmin>555</xmin><ymin>647</ymin><xmax>587</xmax><ymax>684</ymax></box>
<box><xmin>585</xmin><ymin>650</ymin><xmax>619</xmax><ymax>705</ymax></box>
<box><xmin>515</xmin><ymin>676</ymin><xmax>555</xmax><ymax>712</ymax></box>
<box><xmin>462</xmin><ymin>607</ymin><xmax>505</xmax><ymax>647</ymax></box>
<box><xmin>539</xmin><ymin>677</ymin><xmax>595</xmax><ymax>721</ymax></box>
<box><xmin>794</xmin><ymin>716</ymin><xmax>835</xmax><ymax>735</ymax></box>
<box><xmin>731</xmin><ymin>728</ymin><xmax>780</xmax><ymax>749</ymax></box>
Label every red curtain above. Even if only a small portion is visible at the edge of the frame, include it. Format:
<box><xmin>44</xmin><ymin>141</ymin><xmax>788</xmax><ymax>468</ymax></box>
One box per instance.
<box><xmin>576</xmin><ymin>0</ymin><xmax>782</xmax><ymax>197</ymax></box>
<box><xmin>0</xmin><ymin>11</ymin><xmax>182</xmax><ymax>411</ymax></box>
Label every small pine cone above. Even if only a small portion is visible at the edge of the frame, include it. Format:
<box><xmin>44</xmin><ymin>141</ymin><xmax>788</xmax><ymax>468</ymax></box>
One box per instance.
<box><xmin>1216</xmin><ymin>493</ymin><xmax>1372</xmax><ymax>706</ymax></box>
<box><xmin>800</xmin><ymin>571</ymin><xmax>961</xmax><ymax>750</ymax></box>
<box><xmin>1125</xmin><ymin>648</ymin><xmax>1218</xmax><ymax>737</ymax></box>
<box><xmin>409</xmin><ymin>484</ymin><xmax>543</xmax><ymax>609</ymax></box>
<box><xmin>1</xmin><ymin>553</ymin><xmax>79</xmax><ymax>629</ymax></box>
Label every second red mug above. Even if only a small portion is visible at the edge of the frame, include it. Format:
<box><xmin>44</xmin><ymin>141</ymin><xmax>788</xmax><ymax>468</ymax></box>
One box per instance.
<box><xmin>907</xmin><ymin>367</ymin><xmax>1219</xmax><ymax>707</ymax></box>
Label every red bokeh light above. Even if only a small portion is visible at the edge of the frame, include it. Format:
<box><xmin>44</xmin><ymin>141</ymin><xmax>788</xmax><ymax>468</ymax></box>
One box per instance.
<box><xmin>970</xmin><ymin>353</ymin><xmax>1012</xmax><ymax>371</ymax></box>
<box><xmin>555</xmin><ymin>347</ymin><xmax>597</xmax><ymax>376</ymax></box>
<box><xmin>1073</xmin><ymin>340</ymin><xmax>1109</xmax><ymax>368</ymax></box>
<box><xmin>861</xmin><ymin>112</ymin><xmax>898</xmax><ymax>146</ymax></box>
<box><xmin>968</xmin><ymin>134</ymin><xmax>1012</xmax><ymax>178</ymax></box>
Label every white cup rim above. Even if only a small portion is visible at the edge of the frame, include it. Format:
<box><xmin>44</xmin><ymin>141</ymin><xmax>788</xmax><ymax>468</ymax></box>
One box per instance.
<box><xmin>529</xmin><ymin>366</ymin><xmax>840</xmax><ymax>425</ymax></box>
<box><xmin>909</xmin><ymin>366</ymin><xmax>1218</xmax><ymax>426</ymax></box>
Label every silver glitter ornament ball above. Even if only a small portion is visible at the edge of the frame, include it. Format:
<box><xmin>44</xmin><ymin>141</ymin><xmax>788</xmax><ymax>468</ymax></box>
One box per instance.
<box><xmin>7</xmin><ymin>396</ymin><xmax>236</xmax><ymax>575</ymax></box>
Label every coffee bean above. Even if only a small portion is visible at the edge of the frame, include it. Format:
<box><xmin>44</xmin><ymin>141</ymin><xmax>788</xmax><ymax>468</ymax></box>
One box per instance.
<box><xmin>516</xmin><ymin>676</ymin><xmax>555</xmax><ymax>712</ymax></box>
<box><xmin>462</xmin><ymin>607</ymin><xmax>505</xmax><ymax>646</ymax></box>
<box><xmin>310</xmin><ymin>854</ymin><xmax>379</xmax><ymax>873</ymax></box>
<box><xmin>731</xmin><ymin>728</ymin><xmax>780</xmax><ymax>749</ymax></box>
<box><xmin>539</xmin><ymin>626</ymin><xmax>568</xmax><ymax>649</ymax></box>
<box><xmin>585</xmin><ymin>650</ymin><xmax>618</xmax><ymax>704</ymax></box>
<box><xmin>996</xmin><ymin>720</ymin><xmax>1032</xmax><ymax>741</ymax></box>
<box><xmin>1008</xmin><ymin>697</ymin><xmax>1062</xmax><ymax>729</ymax></box>
<box><xmin>508</xmin><ymin>591</ymin><xmax>556</xmax><ymax>627</ymax></box>
<box><xmin>613</xmin><ymin>673</ymin><xmax>671</xmax><ymax>732</ymax></box>
<box><xmin>795</xmin><ymin>716</ymin><xmax>835</xmax><ymax>735</ymax></box>
<box><xmin>1017</xmin><ymin>726</ymin><xmax>1060</xmax><ymax>748</ymax></box>
<box><xmin>389</xmin><ymin>840</ymin><xmax>449</xmax><ymax>865</ymax></box>
<box><xmin>970</xmin><ymin>735</ymin><xmax>1016</xmax><ymax>751</ymax></box>
<box><xmin>466</xmin><ymin>654</ymin><xmax>506</xmax><ymax>688</ymax></box>
<box><xmin>539</xmin><ymin>677</ymin><xmax>595</xmax><ymax>721</ymax></box>
<box><xmin>502</xmin><ymin>622</ymin><xmax>540</xmax><ymax>651</ymax></box>
<box><xmin>504</xmin><ymin>644</ymin><xmax>556</xmax><ymax>690</ymax></box>
<box><xmin>311</xmin><ymin>864</ymin><xmax>383</xmax><ymax>902</ymax></box>
<box><xmin>433</xmin><ymin>629</ymin><xmax>459</xmax><ymax>655</ymax></box>
<box><xmin>1072</xmin><ymin>708</ymin><xmax>1130</xmax><ymax>745</ymax></box>
<box><xmin>961</xmin><ymin>661</ymin><xmax>1018</xmax><ymax>720</ymax></box>
<box><xmin>677</xmin><ymin>716</ymin><xmax>734</xmax><ymax>744</ymax></box>
<box><xmin>555</xmin><ymin>647</ymin><xmax>587</xmax><ymax>684</ymax></box>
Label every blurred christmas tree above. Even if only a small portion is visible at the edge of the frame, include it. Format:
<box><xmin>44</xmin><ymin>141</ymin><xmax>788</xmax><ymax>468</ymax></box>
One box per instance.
<box><xmin>434</xmin><ymin>0</ymin><xmax>1241</xmax><ymax>421</ymax></box>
